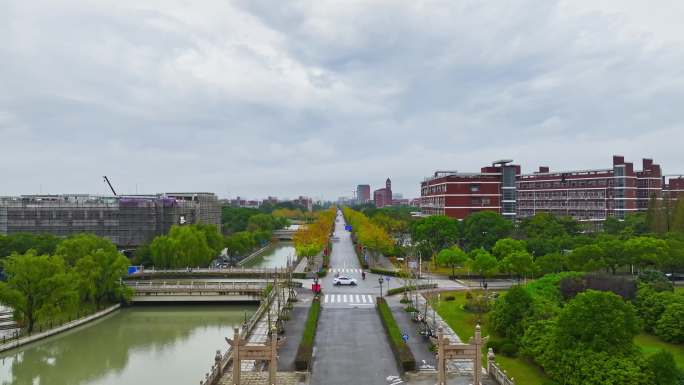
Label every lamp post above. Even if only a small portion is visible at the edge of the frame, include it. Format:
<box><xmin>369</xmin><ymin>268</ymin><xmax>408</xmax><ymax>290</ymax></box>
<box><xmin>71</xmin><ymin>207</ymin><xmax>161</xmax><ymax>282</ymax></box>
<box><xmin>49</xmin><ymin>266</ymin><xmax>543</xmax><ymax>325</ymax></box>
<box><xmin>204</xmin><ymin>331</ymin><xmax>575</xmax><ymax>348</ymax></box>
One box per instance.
<box><xmin>378</xmin><ymin>277</ymin><xmax>384</xmax><ymax>297</ymax></box>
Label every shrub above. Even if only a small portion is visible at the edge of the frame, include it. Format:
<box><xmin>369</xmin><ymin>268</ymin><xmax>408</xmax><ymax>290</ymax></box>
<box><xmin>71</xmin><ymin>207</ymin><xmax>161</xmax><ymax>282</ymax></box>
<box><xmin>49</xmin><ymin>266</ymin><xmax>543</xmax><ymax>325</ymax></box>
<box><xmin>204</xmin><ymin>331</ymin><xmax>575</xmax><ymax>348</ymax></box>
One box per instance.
<box><xmin>377</xmin><ymin>297</ymin><xmax>416</xmax><ymax>372</ymax></box>
<box><xmin>294</xmin><ymin>297</ymin><xmax>321</xmax><ymax>370</ymax></box>
<box><xmin>386</xmin><ymin>283</ymin><xmax>437</xmax><ymax>296</ymax></box>
<box><xmin>370</xmin><ymin>267</ymin><xmax>401</xmax><ymax>277</ymax></box>
<box><xmin>655</xmin><ymin>302</ymin><xmax>684</xmax><ymax>344</ymax></box>
<box><xmin>499</xmin><ymin>340</ymin><xmax>518</xmax><ymax>357</ymax></box>
<box><xmin>444</xmin><ymin>295</ymin><xmax>455</xmax><ymax>302</ymax></box>
<box><xmin>464</xmin><ymin>292</ymin><xmax>491</xmax><ymax>313</ymax></box>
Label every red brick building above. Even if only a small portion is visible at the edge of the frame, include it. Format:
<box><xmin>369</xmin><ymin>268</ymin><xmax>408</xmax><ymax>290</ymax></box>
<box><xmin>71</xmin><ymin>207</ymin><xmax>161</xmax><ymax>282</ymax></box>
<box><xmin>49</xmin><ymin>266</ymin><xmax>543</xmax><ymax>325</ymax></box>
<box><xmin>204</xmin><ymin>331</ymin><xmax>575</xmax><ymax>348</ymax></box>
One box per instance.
<box><xmin>356</xmin><ymin>184</ymin><xmax>371</xmax><ymax>203</ymax></box>
<box><xmin>420</xmin><ymin>160</ymin><xmax>520</xmax><ymax>219</ymax></box>
<box><xmin>665</xmin><ymin>176</ymin><xmax>684</xmax><ymax>200</ymax></box>
<box><xmin>421</xmin><ymin>156</ymin><xmax>678</xmax><ymax>222</ymax></box>
<box><xmin>374</xmin><ymin>178</ymin><xmax>393</xmax><ymax>208</ymax></box>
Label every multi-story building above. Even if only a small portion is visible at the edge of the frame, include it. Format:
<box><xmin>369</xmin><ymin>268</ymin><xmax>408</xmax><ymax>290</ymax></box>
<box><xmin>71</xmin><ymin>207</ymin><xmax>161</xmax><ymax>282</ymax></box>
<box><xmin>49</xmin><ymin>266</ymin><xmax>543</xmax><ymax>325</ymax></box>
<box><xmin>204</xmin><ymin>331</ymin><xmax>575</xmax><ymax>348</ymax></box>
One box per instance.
<box><xmin>373</xmin><ymin>178</ymin><xmax>393</xmax><ymax>208</ymax></box>
<box><xmin>0</xmin><ymin>192</ymin><xmax>220</xmax><ymax>247</ymax></box>
<box><xmin>665</xmin><ymin>176</ymin><xmax>684</xmax><ymax>200</ymax></box>
<box><xmin>421</xmin><ymin>156</ymin><xmax>679</xmax><ymax>223</ymax></box>
<box><xmin>356</xmin><ymin>184</ymin><xmax>371</xmax><ymax>203</ymax></box>
<box><xmin>420</xmin><ymin>160</ymin><xmax>520</xmax><ymax>219</ymax></box>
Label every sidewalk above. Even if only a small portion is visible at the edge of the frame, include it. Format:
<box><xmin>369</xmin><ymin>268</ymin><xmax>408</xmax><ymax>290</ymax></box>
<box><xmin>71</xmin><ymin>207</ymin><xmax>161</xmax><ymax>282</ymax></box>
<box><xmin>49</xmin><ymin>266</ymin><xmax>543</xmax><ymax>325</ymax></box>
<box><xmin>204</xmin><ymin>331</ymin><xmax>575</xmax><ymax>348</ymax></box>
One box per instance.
<box><xmin>385</xmin><ymin>295</ymin><xmax>436</xmax><ymax>371</ymax></box>
<box><xmin>278</xmin><ymin>289</ymin><xmax>313</xmax><ymax>371</ymax></box>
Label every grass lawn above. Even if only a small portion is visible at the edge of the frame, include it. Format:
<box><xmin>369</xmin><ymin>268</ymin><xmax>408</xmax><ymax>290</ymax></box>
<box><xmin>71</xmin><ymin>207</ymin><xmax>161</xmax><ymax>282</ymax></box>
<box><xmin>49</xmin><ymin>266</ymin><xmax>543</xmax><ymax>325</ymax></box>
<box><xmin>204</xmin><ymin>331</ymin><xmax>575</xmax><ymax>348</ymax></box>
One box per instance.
<box><xmin>433</xmin><ymin>290</ymin><xmax>549</xmax><ymax>385</ymax></box>
<box><xmin>674</xmin><ymin>286</ymin><xmax>684</xmax><ymax>295</ymax></box>
<box><xmin>634</xmin><ymin>333</ymin><xmax>684</xmax><ymax>368</ymax></box>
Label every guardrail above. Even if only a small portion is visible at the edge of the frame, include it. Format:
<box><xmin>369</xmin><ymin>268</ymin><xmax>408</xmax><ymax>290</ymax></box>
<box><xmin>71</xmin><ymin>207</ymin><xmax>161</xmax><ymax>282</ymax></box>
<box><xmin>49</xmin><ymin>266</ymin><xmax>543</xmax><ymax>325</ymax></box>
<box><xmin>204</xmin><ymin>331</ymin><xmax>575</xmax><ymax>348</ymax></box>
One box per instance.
<box><xmin>200</xmin><ymin>287</ymin><xmax>278</xmax><ymax>385</ymax></box>
<box><xmin>487</xmin><ymin>349</ymin><xmax>515</xmax><ymax>385</ymax></box>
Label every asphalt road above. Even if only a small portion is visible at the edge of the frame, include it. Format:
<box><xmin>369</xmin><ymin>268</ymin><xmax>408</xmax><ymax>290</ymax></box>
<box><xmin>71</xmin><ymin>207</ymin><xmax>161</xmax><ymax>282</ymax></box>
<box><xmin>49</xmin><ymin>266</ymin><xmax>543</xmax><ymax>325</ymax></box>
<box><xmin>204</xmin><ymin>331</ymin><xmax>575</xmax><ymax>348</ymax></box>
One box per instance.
<box><xmin>310</xmin><ymin>211</ymin><xmax>403</xmax><ymax>385</ymax></box>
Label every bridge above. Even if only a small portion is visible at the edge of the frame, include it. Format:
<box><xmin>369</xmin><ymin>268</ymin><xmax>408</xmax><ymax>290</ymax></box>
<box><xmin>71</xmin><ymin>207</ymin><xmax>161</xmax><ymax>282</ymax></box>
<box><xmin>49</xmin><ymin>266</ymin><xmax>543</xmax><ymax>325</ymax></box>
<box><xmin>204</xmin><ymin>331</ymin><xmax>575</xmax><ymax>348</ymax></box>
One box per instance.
<box><xmin>272</xmin><ymin>229</ymin><xmax>296</xmax><ymax>240</ymax></box>
<box><xmin>126</xmin><ymin>281</ymin><xmax>270</xmax><ymax>303</ymax></box>
<box><xmin>126</xmin><ymin>267</ymin><xmax>296</xmax><ymax>280</ymax></box>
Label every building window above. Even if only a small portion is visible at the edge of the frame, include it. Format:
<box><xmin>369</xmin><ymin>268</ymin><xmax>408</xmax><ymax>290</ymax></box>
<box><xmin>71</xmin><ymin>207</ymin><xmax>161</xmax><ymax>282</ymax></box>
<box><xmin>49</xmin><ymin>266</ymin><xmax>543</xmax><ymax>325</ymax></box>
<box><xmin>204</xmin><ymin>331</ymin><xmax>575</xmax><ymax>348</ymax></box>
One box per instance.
<box><xmin>470</xmin><ymin>184</ymin><xmax>480</xmax><ymax>193</ymax></box>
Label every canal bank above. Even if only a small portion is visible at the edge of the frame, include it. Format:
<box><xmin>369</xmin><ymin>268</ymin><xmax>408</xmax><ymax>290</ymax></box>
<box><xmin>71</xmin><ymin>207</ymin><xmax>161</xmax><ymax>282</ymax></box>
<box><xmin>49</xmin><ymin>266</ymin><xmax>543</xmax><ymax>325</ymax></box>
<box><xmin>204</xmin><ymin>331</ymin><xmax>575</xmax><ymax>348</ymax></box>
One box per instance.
<box><xmin>0</xmin><ymin>304</ymin><xmax>258</xmax><ymax>385</ymax></box>
<box><xmin>240</xmin><ymin>242</ymin><xmax>297</xmax><ymax>269</ymax></box>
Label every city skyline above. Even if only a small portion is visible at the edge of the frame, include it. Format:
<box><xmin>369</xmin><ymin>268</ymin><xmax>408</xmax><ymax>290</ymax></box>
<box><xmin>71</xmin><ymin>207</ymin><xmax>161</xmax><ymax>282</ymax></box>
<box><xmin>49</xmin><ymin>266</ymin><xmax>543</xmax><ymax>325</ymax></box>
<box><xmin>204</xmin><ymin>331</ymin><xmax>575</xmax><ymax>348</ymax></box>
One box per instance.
<box><xmin>2</xmin><ymin>1</ymin><xmax>684</xmax><ymax>200</ymax></box>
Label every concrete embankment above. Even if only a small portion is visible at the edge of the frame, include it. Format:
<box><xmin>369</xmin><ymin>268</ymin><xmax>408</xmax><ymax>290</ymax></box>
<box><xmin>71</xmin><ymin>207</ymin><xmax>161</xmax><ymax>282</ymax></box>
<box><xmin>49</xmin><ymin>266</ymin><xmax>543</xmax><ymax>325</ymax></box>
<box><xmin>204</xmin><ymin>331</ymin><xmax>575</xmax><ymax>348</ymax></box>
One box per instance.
<box><xmin>0</xmin><ymin>304</ymin><xmax>120</xmax><ymax>353</ymax></box>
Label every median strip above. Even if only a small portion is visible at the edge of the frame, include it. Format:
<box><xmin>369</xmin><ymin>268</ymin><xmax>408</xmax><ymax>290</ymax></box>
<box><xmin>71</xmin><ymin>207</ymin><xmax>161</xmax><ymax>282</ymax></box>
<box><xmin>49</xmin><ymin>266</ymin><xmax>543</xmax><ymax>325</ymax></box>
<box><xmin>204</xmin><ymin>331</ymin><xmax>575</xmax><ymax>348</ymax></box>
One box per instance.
<box><xmin>294</xmin><ymin>296</ymin><xmax>321</xmax><ymax>370</ymax></box>
<box><xmin>376</xmin><ymin>297</ymin><xmax>416</xmax><ymax>372</ymax></box>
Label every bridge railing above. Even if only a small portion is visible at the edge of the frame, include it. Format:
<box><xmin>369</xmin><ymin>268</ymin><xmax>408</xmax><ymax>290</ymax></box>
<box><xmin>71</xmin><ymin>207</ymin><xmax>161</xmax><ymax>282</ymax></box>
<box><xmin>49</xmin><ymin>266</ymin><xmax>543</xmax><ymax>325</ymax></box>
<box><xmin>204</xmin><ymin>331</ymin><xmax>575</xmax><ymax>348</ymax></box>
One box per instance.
<box><xmin>487</xmin><ymin>349</ymin><xmax>515</xmax><ymax>385</ymax></box>
<box><xmin>200</xmin><ymin>285</ymin><xmax>278</xmax><ymax>385</ymax></box>
<box><xmin>126</xmin><ymin>281</ymin><xmax>269</xmax><ymax>292</ymax></box>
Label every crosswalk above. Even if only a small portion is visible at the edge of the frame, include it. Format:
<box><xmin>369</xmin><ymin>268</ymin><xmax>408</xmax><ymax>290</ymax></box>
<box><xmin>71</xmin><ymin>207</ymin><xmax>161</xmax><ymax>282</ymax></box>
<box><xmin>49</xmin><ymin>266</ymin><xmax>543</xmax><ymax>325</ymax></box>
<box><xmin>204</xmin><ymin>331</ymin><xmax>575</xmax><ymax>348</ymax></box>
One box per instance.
<box><xmin>330</xmin><ymin>268</ymin><xmax>364</xmax><ymax>273</ymax></box>
<box><xmin>323</xmin><ymin>293</ymin><xmax>375</xmax><ymax>305</ymax></box>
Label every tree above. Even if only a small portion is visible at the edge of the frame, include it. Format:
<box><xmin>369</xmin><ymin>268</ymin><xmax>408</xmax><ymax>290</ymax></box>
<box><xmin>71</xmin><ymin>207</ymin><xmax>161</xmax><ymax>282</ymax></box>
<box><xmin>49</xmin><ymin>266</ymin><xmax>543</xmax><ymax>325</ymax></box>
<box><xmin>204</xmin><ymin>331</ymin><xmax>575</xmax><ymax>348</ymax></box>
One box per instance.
<box><xmin>603</xmin><ymin>216</ymin><xmax>624</xmax><ymax>235</ymax></box>
<box><xmin>490</xmin><ymin>285</ymin><xmax>533</xmax><ymax>343</ymax></box>
<box><xmin>55</xmin><ymin>233</ymin><xmax>118</xmax><ymax>266</ymax></box>
<box><xmin>646</xmin><ymin>350</ymin><xmax>682</xmax><ymax>385</ymax></box>
<box><xmin>149</xmin><ymin>235</ymin><xmax>179</xmax><ymax>268</ymax></box>
<box><xmin>671</xmin><ymin>198</ymin><xmax>684</xmax><ymax>235</ymax></box>
<box><xmin>435</xmin><ymin>246</ymin><xmax>468</xmax><ymax>278</ymax></box>
<box><xmin>535</xmin><ymin>252</ymin><xmax>567</xmax><ymax>274</ymax></box>
<box><xmin>0</xmin><ymin>233</ymin><xmax>61</xmax><ymax>258</ymax></box>
<box><xmin>463</xmin><ymin>211</ymin><xmax>512</xmax><ymax>250</ymax></box>
<box><xmin>500</xmin><ymin>250</ymin><xmax>537</xmax><ymax>282</ymax></box>
<box><xmin>73</xmin><ymin>249</ymin><xmax>130</xmax><ymax>306</ymax></box>
<box><xmin>596</xmin><ymin>235</ymin><xmax>629</xmax><ymax>274</ymax></box>
<box><xmin>195</xmin><ymin>224</ymin><xmax>224</xmax><ymax>256</ymax></box>
<box><xmin>224</xmin><ymin>231</ymin><xmax>256</xmax><ymax>260</ymax></box>
<box><xmin>636</xmin><ymin>288</ymin><xmax>678</xmax><ymax>333</ymax></box>
<box><xmin>520</xmin><ymin>213</ymin><xmax>567</xmax><ymax>238</ymax></box>
<box><xmin>555</xmin><ymin>290</ymin><xmax>640</xmax><ymax>354</ymax></box>
<box><xmin>468</xmin><ymin>248</ymin><xmax>498</xmax><ymax>286</ymax></box>
<box><xmin>646</xmin><ymin>194</ymin><xmax>668</xmax><ymax>234</ymax></box>
<box><xmin>625</xmin><ymin>236</ymin><xmax>669</xmax><ymax>271</ymax></box>
<box><xmin>655</xmin><ymin>302</ymin><xmax>684</xmax><ymax>343</ymax></box>
<box><xmin>410</xmin><ymin>215</ymin><xmax>460</xmax><ymax>257</ymax></box>
<box><xmin>492</xmin><ymin>238</ymin><xmax>527</xmax><ymax>261</ymax></box>
<box><xmin>0</xmin><ymin>252</ymin><xmax>78</xmax><ymax>332</ymax></box>
<box><xmin>568</xmin><ymin>244</ymin><xmax>605</xmax><ymax>272</ymax></box>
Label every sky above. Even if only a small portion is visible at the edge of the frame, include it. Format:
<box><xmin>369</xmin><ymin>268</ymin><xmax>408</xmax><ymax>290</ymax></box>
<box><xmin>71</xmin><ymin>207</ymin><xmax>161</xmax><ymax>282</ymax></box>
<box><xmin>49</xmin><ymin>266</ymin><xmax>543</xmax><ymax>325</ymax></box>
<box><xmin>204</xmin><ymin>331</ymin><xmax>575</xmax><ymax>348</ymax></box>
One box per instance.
<box><xmin>1</xmin><ymin>1</ymin><xmax>684</xmax><ymax>201</ymax></box>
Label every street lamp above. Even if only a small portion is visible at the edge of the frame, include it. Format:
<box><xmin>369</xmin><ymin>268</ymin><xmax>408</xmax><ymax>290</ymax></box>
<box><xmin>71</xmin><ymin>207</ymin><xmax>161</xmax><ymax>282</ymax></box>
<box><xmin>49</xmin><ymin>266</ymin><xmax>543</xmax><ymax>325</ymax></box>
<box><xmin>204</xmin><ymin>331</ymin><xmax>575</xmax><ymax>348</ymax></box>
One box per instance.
<box><xmin>378</xmin><ymin>277</ymin><xmax>384</xmax><ymax>297</ymax></box>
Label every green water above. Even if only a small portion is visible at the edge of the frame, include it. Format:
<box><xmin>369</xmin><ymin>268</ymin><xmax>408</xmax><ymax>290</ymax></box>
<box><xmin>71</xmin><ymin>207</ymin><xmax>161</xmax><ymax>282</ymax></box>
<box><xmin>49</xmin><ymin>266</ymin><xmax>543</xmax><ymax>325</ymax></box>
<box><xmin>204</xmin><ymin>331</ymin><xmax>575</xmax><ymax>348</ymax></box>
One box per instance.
<box><xmin>0</xmin><ymin>305</ymin><xmax>256</xmax><ymax>385</ymax></box>
<box><xmin>242</xmin><ymin>243</ymin><xmax>296</xmax><ymax>269</ymax></box>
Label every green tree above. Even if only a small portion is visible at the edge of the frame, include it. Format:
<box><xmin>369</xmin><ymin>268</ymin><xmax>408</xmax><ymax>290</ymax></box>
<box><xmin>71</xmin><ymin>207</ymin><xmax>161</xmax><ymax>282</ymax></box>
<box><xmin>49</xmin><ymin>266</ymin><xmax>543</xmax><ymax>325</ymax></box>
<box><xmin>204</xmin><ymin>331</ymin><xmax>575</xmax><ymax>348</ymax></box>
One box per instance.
<box><xmin>435</xmin><ymin>246</ymin><xmax>468</xmax><ymax>278</ymax></box>
<box><xmin>646</xmin><ymin>194</ymin><xmax>668</xmax><ymax>234</ymax></box>
<box><xmin>410</xmin><ymin>215</ymin><xmax>460</xmax><ymax>257</ymax></box>
<box><xmin>167</xmin><ymin>225</ymin><xmax>214</xmax><ymax>267</ymax></box>
<box><xmin>636</xmin><ymin>288</ymin><xmax>678</xmax><ymax>333</ymax></box>
<box><xmin>672</xmin><ymin>199</ymin><xmax>684</xmax><ymax>234</ymax></box>
<box><xmin>55</xmin><ymin>233</ymin><xmax>118</xmax><ymax>266</ymax></box>
<box><xmin>500</xmin><ymin>250</ymin><xmax>537</xmax><ymax>282</ymax></box>
<box><xmin>0</xmin><ymin>252</ymin><xmax>78</xmax><ymax>332</ymax></box>
<box><xmin>535</xmin><ymin>252</ymin><xmax>567</xmax><ymax>274</ymax></box>
<box><xmin>556</xmin><ymin>290</ymin><xmax>640</xmax><ymax>354</ymax></box>
<box><xmin>596</xmin><ymin>235</ymin><xmax>629</xmax><ymax>274</ymax></box>
<box><xmin>568</xmin><ymin>244</ymin><xmax>605</xmax><ymax>272</ymax></box>
<box><xmin>625</xmin><ymin>236</ymin><xmax>669</xmax><ymax>271</ymax></box>
<box><xmin>655</xmin><ymin>302</ymin><xmax>684</xmax><ymax>343</ymax></box>
<box><xmin>490</xmin><ymin>285</ymin><xmax>533</xmax><ymax>343</ymax></box>
<box><xmin>646</xmin><ymin>350</ymin><xmax>682</xmax><ymax>385</ymax></box>
<box><xmin>195</xmin><ymin>224</ymin><xmax>224</xmax><ymax>256</ymax></box>
<box><xmin>0</xmin><ymin>233</ymin><xmax>61</xmax><ymax>258</ymax></box>
<box><xmin>463</xmin><ymin>211</ymin><xmax>512</xmax><ymax>250</ymax></box>
<box><xmin>224</xmin><ymin>231</ymin><xmax>256</xmax><ymax>259</ymax></box>
<box><xmin>492</xmin><ymin>238</ymin><xmax>527</xmax><ymax>261</ymax></box>
<box><xmin>149</xmin><ymin>236</ymin><xmax>178</xmax><ymax>268</ymax></box>
<box><xmin>73</xmin><ymin>249</ymin><xmax>130</xmax><ymax>306</ymax></box>
<box><xmin>468</xmin><ymin>248</ymin><xmax>498</xmax><ymax>286</ymax></box>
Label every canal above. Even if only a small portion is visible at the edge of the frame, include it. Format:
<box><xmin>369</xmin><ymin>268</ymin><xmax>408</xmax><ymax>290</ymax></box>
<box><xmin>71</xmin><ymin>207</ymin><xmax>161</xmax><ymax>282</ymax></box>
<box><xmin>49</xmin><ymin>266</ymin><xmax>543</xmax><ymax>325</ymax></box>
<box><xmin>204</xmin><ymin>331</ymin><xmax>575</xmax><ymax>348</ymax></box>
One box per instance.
<box><xmin>241</xmin><ymin>242</ymin><xmax>296</xmax><ymax>269</ymax></box>
<box><xmin>0</xmin><ymin>305</ymin><xmax>256</xmax><ymax>385</ymax></box>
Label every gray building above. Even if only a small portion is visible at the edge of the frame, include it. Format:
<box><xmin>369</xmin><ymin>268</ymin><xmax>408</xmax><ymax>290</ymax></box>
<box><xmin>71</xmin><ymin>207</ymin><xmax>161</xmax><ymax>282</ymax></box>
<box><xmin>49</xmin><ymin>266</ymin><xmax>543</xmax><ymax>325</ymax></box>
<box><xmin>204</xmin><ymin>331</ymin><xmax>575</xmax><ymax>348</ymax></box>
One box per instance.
<box><xmin>0</xmin><ymin>192</ymin><xmax>220</xmax><ymax>247</ymax></box>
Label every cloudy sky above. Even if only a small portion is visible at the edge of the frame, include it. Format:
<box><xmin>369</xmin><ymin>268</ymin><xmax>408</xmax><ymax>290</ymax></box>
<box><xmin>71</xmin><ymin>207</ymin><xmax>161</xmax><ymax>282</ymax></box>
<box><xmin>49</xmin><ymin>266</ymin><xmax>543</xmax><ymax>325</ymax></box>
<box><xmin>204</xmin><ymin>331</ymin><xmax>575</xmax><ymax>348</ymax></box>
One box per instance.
<box><xmin>1</xmin><ymin>1</ymin><xmax>683</xmax><ymax>200</ymax></box>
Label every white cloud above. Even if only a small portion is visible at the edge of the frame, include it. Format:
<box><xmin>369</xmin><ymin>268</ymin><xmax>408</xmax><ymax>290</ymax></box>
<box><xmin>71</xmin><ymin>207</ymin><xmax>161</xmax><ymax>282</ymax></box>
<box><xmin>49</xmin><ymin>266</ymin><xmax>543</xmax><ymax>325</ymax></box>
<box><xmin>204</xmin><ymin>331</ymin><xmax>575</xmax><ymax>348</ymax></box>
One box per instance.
<box><xmin>1</xmin><ymin>0</ymin><xmax>683</xmax><ymax>199</ymax></box>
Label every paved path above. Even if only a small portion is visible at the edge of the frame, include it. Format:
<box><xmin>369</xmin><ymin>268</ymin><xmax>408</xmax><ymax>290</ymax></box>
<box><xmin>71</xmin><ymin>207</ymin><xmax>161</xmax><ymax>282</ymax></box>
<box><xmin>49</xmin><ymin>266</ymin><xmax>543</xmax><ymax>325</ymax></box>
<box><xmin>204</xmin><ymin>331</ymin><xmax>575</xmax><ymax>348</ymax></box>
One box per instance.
<box><xmin>278</xmin><ymin>289</ymin><xmax>312</xmax><ymax>371</ymax></box>
<box><xmin>385</xmin><ymin>295</ymin><xmax>436</xmax><ymax>371</ymax></box>
<box><xmin>310</xmin><ymin>211</ymin><xmax>402</xmax><ymax>385</ymax></box>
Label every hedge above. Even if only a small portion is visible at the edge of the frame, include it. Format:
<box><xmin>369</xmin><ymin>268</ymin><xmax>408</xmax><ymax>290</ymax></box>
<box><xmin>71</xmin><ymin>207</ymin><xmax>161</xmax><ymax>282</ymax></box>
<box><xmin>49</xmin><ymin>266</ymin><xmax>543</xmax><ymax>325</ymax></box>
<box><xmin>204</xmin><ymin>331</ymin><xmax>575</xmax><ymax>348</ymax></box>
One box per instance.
<box><xmin>370</xmin><ymin>267</ymin><xmax>401</xmax><ymax>277</ymax></box>
<box><xmin>294</xmin><ymin>297</ymin><xmax>321</xmax><ymax>370</ymax></box>
<box><xmin>387</xmin><ymin>283</ymin><xmax>438</xmax><ymax>296</ymax></box>
<box><xmin>355</xmin><ymin>246</ymin><xmax>369</xmax><ymax>269</ymax></box>
<box><xmin>376</xmin><ymin>297</ymin><xmax>416</xmax><ymax>372</ymax></box>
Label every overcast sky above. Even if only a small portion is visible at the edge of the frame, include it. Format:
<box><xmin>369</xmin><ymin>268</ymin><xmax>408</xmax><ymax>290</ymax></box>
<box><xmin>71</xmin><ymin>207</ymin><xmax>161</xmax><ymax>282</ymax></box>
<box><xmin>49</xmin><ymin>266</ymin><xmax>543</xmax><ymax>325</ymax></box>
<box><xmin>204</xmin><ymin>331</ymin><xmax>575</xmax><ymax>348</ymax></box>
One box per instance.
<box><xmin>1</xmin><ymin>1</ymin><xmax>683</xmax><ymax>201</ymax></box>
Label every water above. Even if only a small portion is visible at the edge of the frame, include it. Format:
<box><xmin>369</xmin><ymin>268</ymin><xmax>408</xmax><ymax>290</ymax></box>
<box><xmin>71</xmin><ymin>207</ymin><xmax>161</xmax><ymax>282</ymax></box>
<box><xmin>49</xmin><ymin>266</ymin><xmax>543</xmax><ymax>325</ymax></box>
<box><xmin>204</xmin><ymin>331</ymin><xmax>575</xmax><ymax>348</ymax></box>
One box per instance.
<box><xmin>242</xmin><ymin>243</ymin><xmax>296</xmax><ymax>269</ymax></box>
<box><xmin>0</xmin><ymin>305</ymin><xmax>256</xmax><ymax>385</ymax></box>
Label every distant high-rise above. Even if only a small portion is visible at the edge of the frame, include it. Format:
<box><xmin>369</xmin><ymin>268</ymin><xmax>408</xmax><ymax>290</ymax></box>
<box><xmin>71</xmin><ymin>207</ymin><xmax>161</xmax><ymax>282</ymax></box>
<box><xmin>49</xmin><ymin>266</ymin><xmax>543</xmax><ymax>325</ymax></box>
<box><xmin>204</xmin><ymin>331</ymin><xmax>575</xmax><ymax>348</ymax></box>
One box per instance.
<box><xmin>356</xmin><ymin>184</ymin><xmax>371</xmax><ymax>203</ymax></box>
<box><xmin>373</xmin><ymin>178</ymin><xmax>393</xmax><ymax>208</ymax></box>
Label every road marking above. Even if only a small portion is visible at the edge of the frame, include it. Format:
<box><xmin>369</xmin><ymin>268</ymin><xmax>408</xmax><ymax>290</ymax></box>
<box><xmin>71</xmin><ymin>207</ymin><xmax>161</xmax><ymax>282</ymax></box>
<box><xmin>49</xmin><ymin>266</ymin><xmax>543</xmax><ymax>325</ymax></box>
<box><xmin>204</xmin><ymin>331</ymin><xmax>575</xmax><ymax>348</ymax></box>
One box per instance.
<box><xmin>343</xmin><ymin>294</ymin><xmax>348</xmax><ymax>303</ymax></box>
<box><xmin>354</xmin><ymin>294</ymin><xmax>360</xmax><ymax>303</ymax></box>
<box><xmin>360</xmin><ymin>295</ymin><xmax>367</xmax><ymax>303</ymax></box>
<box><xmin>337</xmin><ymin>294</ymin><xmax>342</xmax><ymax>303</ymax></box>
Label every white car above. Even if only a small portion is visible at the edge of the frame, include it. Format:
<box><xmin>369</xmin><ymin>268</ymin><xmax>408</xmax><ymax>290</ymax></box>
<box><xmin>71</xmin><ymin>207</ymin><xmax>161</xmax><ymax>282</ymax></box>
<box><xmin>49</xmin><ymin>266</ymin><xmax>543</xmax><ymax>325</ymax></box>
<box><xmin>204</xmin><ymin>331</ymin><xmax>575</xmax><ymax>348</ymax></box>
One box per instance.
<box><xmin>333</xmin><ymin>276</ymin><xmax>357</xmax><ymax>286</ymax></box>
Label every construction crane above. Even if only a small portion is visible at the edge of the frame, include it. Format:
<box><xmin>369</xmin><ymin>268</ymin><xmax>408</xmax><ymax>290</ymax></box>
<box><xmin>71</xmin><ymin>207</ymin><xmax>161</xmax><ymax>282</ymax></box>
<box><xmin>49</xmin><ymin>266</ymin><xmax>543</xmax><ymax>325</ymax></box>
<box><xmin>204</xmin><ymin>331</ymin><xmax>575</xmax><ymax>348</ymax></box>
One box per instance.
<box><xmin>103</xmin><ymin>176</ymin><xmax>117</xmax><ymax>196</ymax></box>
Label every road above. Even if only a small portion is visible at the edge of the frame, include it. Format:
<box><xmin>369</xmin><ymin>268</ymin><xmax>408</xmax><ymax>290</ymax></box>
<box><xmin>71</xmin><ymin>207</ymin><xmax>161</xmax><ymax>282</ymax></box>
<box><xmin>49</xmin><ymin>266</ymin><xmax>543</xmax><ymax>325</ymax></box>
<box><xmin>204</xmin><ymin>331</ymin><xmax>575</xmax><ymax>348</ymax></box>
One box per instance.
<box><xmin>310</xmin><ymin>211</ymin><xmax>404</xmax><ymax>385</ymax></box>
